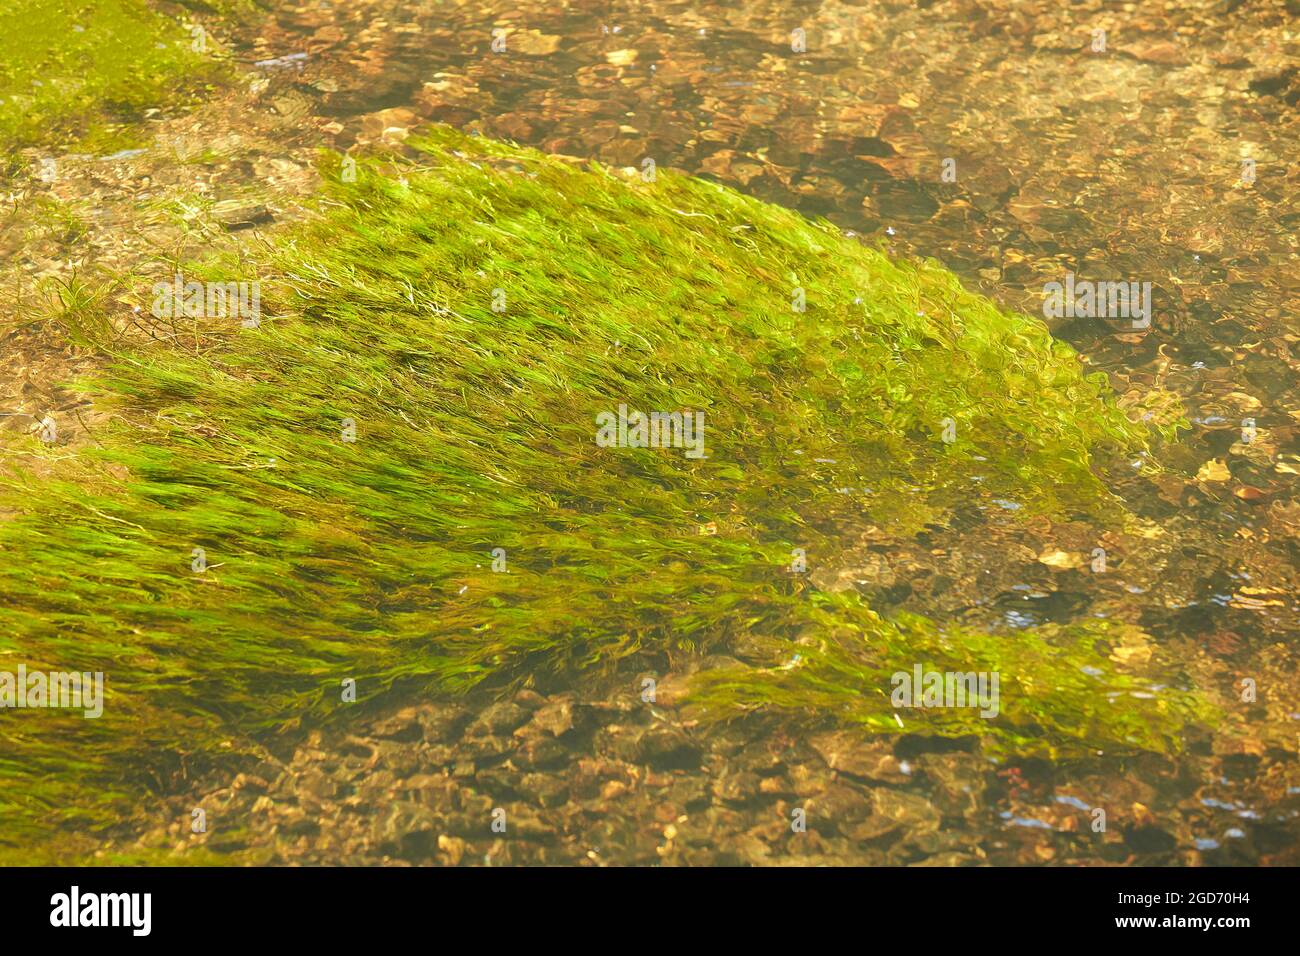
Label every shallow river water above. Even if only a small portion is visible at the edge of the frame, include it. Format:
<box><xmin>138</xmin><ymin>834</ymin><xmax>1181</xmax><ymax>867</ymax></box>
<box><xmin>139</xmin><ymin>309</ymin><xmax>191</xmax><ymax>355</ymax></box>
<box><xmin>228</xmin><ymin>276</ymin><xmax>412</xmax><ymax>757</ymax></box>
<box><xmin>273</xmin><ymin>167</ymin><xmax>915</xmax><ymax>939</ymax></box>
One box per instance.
<box><xmin>6</xmin><ymin>0</ymin><xmax>1300</xmax><ymax>865</ymax></box>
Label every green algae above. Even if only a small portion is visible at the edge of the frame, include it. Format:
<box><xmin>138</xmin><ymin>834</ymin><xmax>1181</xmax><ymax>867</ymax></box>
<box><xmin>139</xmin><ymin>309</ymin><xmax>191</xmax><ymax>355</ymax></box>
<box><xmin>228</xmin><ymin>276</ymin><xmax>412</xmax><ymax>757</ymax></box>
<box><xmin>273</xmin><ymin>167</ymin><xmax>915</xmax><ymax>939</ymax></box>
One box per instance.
<box><xmin>0</xmin><ymin>126</ymin><xmax>1207</xmax><ymax>850</ymax></box>
<box><xmin>688</xmin><ymin>609</ymin><xmax>1214</xmax><ymax>760</ymax></box>
<box><xmin>0</xmin><ymin>0</ymin><xmax>228</xmax><ymax>157</ymax></box>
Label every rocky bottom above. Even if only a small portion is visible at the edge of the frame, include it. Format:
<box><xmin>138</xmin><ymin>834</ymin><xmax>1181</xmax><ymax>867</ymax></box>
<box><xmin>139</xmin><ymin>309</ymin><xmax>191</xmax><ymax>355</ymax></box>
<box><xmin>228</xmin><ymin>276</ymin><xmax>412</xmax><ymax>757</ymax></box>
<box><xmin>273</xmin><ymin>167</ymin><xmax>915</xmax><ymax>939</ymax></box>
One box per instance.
<box><xmin>115</xmin><ymin>657</ymin><xmax>1296</xmax><ymax>866</ymax></box>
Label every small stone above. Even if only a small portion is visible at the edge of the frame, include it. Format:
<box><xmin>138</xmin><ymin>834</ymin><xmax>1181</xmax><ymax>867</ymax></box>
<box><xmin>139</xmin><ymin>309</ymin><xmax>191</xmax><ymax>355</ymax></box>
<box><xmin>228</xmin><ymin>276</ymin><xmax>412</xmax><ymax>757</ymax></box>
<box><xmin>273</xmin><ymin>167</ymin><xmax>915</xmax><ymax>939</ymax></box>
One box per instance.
<box><xmin>638</xmin><ymin>725</ymin><xmax>700</xmax><ymax>769</ymax></box>
<box><xmin>372</xmin><ymin>707</ymin><xmax>424</xmax><ymax>742</ymax></box>
<box><xmin>231</xmin><ymin>773</ymin><xmax>268</xmax><ymax>793</ymax></box>
<box><xmin>712</xmin><ymin>771</ymin><xmax>761</xmax><ymax>804</ymax></box>
<box><xmin>601</xmin><ymin>780</ymin><xmax>630</xmax><ymax>800</ymax></box>
<box><xmin>437</xmin><ymin>834</ymin><xmax>465</xmax><ymax>865</ymax></box>
<box><xmin>376</xmin><ymin>801</ymin><xmax>439</xmax><ymax>854</ymax></box>
<box><xmin>804</xmin><ymin>784</ymin><xmax>871</xmax><ymax>827</ymax></box>
<box><xmin>279</xmin><ymin>807</ymin><xmax>319</xmax><ymax>836</ymax></box>
<box><xmin>516</xmin><ymin>735</ymin><xmax>569</xmax><ymax>770</ymax></box>
<box><xmin>809</xmin><ymin>730</ymin><xmax>907</xmax><ymax>783</ymax></box>
<box><xmin>846</xmin><ymin>814</ymin><xmax>900</xmax><ymax>842</ymax></box>
<box><xmin>514</xmin><ymin>689</ymin><xmax>546</xmax><ymax>710</ymax></box>
<box><xmin>1117</xmin><ymin>41</ymin><xmax>1187</xmax><ymax>67</ymax></box>
<box><xmin>529</xmin><ymin>698</ymin><xmax>574</xmax><ymax>737</ymax></box>
<box><xmin>1124</xmin><ymin>825</ymin><xmax>1177</xmax><ymax>854</ymax></box>
<box><xmin>417</xmin><ymin>705</ymin><xmax>468</xmax><ymax>742</ymax></box>
<box><xmin>788</xmin><ymin>761</ymin><xmax>834</xmax><ymax>797</ymax></box>
<box><xmin>214</xmin><ymin>202</ymin><xmax>273</xmax><ymax>231</ymax></box>
<box><xmin>468</xmin><ymin>700</ymin><xmax>530</xmax><ymax>736</ymax></box>
<box><xmin>296</xmin><ymin>769</ymin><xmax>337</xmax><ymax>804</ymax></box>
<box><xmin>521</xmin><ymin>773</ymin><xmax>570</xmax><ymax>808</ymax></box>
<box><xmin>871</xmin><ymin>789</ymin><xmax>941</xmax><ymax>831</ymax></box>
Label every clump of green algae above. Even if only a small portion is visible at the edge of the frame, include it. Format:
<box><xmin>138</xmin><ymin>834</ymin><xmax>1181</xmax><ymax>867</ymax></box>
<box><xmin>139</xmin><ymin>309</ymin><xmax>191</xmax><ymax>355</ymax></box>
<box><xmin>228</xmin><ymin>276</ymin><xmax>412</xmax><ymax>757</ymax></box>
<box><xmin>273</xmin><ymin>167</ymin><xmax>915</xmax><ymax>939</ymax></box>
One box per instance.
<box><xmin>0</xmin><ymin>126</ymin><xmax>1210</xmax><ymax>854</ymax></box>
<box><xmin>0</xmin><ymin>0</ymin><xmax>231</xmax><ymax>156</ymax></box>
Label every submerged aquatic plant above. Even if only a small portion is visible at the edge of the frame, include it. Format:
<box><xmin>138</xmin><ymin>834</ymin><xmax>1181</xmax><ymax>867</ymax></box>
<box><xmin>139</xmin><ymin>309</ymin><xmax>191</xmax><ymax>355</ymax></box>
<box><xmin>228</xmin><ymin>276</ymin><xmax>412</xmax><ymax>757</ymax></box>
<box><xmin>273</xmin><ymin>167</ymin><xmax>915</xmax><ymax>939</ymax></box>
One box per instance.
<box><xmin>0</xmin><ymin>126</ymin><xmax>1205</xmax><ymax>851</ymax></box>
<box><xmin>0</xmin><ymin>0</ymin><xmax>229</xmax><ymax>155</ymax></box>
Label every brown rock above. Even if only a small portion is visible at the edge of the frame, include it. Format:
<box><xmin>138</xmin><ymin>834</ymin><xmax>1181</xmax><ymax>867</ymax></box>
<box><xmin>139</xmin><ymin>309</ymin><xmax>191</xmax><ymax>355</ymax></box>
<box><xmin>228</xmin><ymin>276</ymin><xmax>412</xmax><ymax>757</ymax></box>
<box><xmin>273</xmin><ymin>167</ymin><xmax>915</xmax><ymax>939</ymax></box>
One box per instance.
<box><xmin>809</xmin><ymin>730</ymin><xmax>908</xmax><ymax>782</ymax></box>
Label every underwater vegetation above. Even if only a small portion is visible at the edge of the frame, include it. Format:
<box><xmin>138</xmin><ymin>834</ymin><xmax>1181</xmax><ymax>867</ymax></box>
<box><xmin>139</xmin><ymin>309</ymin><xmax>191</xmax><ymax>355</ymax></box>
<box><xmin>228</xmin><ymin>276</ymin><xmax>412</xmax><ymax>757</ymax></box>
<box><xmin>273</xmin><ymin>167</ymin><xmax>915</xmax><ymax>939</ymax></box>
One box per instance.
<box><xmin>0</xmin><ymin>124</ymin><xmax>1213</xmax><ymax>852</ymax></box>
<box><xmin>0</xmin><ymin>0</ymin><xmax>230</xmax><ymax>157</ymax></box>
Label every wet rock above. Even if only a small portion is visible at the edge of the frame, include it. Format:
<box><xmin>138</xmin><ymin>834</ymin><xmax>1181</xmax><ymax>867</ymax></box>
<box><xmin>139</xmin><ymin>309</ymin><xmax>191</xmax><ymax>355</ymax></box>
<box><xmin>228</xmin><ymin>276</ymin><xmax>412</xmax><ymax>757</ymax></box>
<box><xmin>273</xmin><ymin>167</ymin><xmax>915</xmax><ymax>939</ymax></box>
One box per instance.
<box><xmin>403</xmin><ymin>773</ymin><xmax>456</xmax><ymax>805</ymax></box>
<box><xmin>357</xmin><ymin>769</ymin><xmax>397</xmax><ymax>798</ymax></box>
<box><xmin>788</xmin><ymin>761</ymin><xmax>834</xmax><ymax>797</ymax></box>
<box><xmin>923</xmin><ymin>754</ymin><xmax>989</xmax><ymax>816</ymax></box>
<box><xmin>231</xmin><ymin>772</ymin><xmax>268</xmax><ymax>794</ymax></box>
<box><xmin>371</xmin><ymin>706</ymin><xmax>424</xmax><ymax>742</ymax></box>
<box><xmin>722</xmin><ymin>831</ymin><xmax>772</xmax><ymax>865</ymax></box>
<box><xmin>846</xmin><ymin>814</ymin><xmax>901</xmax><ymax>843</ymax></box>
<box><xmin>514</xmin><ymin>689</ymin><xmax>547</xmax><ymax>710</ymax></box>
<box><xmin>250</xmin><ymin>795</ymin><xmax>275</xmax><ymax>816</ymax></box>
<box><xmin>809</xmin><ymin>729</ymin><xmax>908</xmax><ymax>783</ymax></box>
<box><xmin>712</xmin><ymin>771</ymin><xmax>762</xmax><ymax>804</ymax></box>
<box><xmin>373</xmin><ymin>740</ymin><xmax>421</xmax><ymax>777</ymax></box>
<box><xmin>279</xmin><ymin>806</ymin><xmax>320</xmax><ymax>837</ymax></box>
<box><xmin>661</xmin><ymin>775</ymin><xmax>710</xmax><ymax>811</ymax></box>
<box><xmin>417</xmin><ymin>705</ymin><xmax>468</xmax><ymax>742</ymax></box>
<box><xmin>214</xmin><ymin>202</ymin><xmax>273</xmax><ymax>231</ymax></box>
<box><xmin>520</xmin><ymin>772</ymin><xmax>570</xmax><ymax>809</ymax></box>
<box><xmin>900</xmin><ymin>828</ymin><xmax>967</xmax><ymax>857</ymax></box>
<box><xmin>515</xmin><ymin>734</ymin><xmax>569</xmax><ymax>770</ymax></box>
<box><xmin>467</xmin><ymin>700</ymin><xmax>529</xmax><ymax>736</ymax></box>
<box><xmin>871</xmin><ymin>788</ymin><xmax>941</xmax><ymax>832</ymax></box>
<box><xmin>418</xmin><ymin>744</ymin><xmax>456</xmax><ymax>770</ymax></box>
<box><xmin>705</xmin><ymin>724</ymin><xmax>752</xmax><ymax>758</ymax></box>
<box><xmin>648</xmin><ymin>672</ymin><xmax>692</xmax><ymax>707</ymax></box>
<box><xmin>1124</xmin><ymin>825</ymin><xmax>1178</xmax><ymax>854</ymax></box>
<box><xmin>638</xmin><ymin>725</ymin><xmax>701</xmax><ymax>769</ymax></box>
<box><xmin>803</xmin><ymin>784</ymin><xmax>872</xmax><ymax>831</ymax></box>
<box><xmin>732</xmin><ymin>740</ymin><xmax>789</xmax><ymax>775</ymax></box>
<box><xmin>759</xmin><ymin>774</ymin><xmax>795</xmax><ymax>797</ymax></box>
<box><xmin>295</xmin><ymin>769</ymin><xmax>338</xmax><ymax>806</ymax></box>
<box><xmin>437</xmin><ymin>834</ymin><xmax>466</xmax><ymax>866</ymax></box>
<box><xmin>1117</xmin><ymin>41</ymin><xmax>1189</xmax><ymax>67</ymax></box>
<box><xmin>600</xmin><ymin>779</ymin><xmax>630</xmax><ymax>801</ymax></box>
<box><xmin>527</xmin><ymin>697</ymin><xmax>575</xmax><ymax>737</ymax></box>
<box><xmin>474</xmin><ymin>767</ymin><xmax>523</xmax><ymax>800</ymax></box>
<box><xmin>593</xmin><ymin>724</ymin><xmax>644</xmax><ymax>763</ymax></box>
<box><xmin>462</xmin><ymin>733</ymin><xmax>513</xmax><ymax>760</ymax></box>
<box><xmin>376</xmin><ymin>800</ymin><xmax>439</xmax><ymax>855</ymax></box>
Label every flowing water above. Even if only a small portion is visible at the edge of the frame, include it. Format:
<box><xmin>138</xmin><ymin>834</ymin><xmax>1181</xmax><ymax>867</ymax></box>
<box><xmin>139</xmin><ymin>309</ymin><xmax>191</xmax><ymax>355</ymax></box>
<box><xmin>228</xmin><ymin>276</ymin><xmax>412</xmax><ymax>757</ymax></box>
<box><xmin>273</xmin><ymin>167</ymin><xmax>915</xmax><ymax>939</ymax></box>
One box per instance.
<box><xmin>6</xmin><ymin>0</ymin><xmax>1299</xmax><ymax>864</ymax></box>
